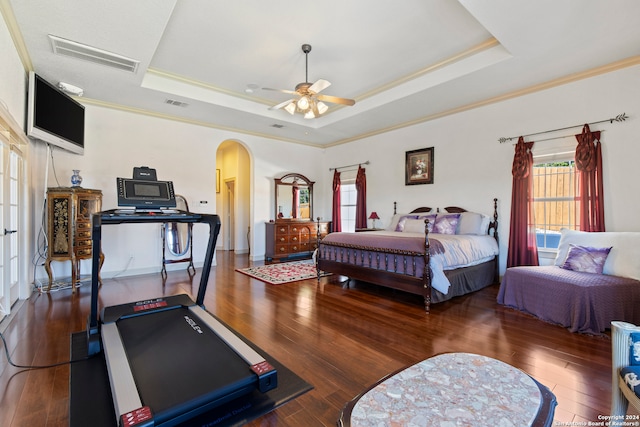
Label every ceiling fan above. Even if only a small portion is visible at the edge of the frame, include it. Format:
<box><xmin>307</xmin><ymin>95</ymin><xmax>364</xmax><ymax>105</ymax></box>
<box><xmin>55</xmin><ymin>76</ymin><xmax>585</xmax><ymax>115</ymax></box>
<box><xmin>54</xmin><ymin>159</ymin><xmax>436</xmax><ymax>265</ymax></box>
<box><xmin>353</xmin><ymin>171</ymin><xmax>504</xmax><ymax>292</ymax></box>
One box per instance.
<box><xmin>263</xmin><ymin>44</ymin><xmax>355</xmax><ymax>119</ymax></box>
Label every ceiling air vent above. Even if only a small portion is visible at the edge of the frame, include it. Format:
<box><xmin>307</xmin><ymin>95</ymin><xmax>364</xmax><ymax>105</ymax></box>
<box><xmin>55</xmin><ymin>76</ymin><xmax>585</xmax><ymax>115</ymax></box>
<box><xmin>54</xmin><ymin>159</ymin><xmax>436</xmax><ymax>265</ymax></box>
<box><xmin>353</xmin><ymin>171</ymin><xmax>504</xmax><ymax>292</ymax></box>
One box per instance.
<box><xmin>165</xmin><ymin>99</ymin><xmax>189</xmax><ymax>107</ymax></box>
<box><xmin>48</xmin><ymin>35</ymin><xmax>140</xmax><ymax>73</ymax></box>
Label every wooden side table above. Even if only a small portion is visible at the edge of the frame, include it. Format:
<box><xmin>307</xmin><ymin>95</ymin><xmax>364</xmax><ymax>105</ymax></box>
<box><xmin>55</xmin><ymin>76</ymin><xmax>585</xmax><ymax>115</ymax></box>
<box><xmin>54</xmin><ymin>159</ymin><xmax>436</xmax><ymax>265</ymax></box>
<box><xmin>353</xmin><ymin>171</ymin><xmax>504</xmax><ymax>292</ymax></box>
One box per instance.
<box><xmin>338</xmin><ymin>352</ymin><xmax>557</xmax><ymax>427</ymax></box>
<box><xmin>45</xmin><ymin>187</ymin><xmax>104</xmax><ymax>292</ymax></box>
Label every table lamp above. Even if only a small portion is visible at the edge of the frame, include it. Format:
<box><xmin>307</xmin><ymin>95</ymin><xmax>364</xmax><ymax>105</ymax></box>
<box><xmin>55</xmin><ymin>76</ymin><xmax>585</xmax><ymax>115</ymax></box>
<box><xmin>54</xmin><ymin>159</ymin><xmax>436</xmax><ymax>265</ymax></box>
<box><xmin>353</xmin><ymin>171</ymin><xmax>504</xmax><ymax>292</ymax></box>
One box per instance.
<box><xmin>368</xmin><ymin>212</ymin><xmax>380</xmax><ymax>229</ymax></box>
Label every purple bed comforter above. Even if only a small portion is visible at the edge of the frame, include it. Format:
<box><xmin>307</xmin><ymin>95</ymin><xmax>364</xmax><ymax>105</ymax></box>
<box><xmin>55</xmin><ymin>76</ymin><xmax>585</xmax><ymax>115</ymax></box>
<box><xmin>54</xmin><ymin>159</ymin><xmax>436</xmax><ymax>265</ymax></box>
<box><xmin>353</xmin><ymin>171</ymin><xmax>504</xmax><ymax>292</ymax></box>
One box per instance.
<box><xmin>497</xmin><ymin>266</ymin><xmax>640</xmax><ymax>334</ymax></box>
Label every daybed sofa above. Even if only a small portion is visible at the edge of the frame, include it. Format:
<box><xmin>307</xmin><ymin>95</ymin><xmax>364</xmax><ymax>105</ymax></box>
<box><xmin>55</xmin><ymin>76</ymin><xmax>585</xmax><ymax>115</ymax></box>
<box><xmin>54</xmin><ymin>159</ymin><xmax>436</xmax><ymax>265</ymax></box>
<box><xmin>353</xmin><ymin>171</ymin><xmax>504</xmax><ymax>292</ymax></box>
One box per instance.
<box><xmin>497</xmin><ymin>229</ymin><xmax>640</xmax><ymax>334</ymax></box>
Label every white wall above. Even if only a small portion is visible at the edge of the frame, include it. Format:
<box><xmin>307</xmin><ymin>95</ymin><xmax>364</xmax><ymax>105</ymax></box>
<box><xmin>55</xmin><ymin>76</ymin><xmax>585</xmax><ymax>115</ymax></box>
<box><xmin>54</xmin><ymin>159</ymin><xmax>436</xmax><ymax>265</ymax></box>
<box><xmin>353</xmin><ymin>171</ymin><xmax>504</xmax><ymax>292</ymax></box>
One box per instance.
<box><xmin>30</xmin><ymin>104</ymin><xmax>326</xmax><ymax>281</ymax></box>
<box><xmin>321</xmin><ymin>65</ymin><xmax>640</xmax><ymax>274</ymax></box>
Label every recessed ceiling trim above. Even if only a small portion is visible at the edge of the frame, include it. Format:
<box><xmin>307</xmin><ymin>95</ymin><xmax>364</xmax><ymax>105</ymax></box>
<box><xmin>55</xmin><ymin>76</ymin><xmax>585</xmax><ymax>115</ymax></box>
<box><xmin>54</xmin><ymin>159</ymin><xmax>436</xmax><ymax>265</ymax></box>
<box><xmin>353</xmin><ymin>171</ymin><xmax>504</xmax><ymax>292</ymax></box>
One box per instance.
<box><xmin>357</xmin><ymin>38</ymin><xmax>501</xmax><ymax>102</ymax></box>
<box><xmin>48</xmin><ymin>34</ymin><xmax>140</xmax><ymax>73</ymax></box>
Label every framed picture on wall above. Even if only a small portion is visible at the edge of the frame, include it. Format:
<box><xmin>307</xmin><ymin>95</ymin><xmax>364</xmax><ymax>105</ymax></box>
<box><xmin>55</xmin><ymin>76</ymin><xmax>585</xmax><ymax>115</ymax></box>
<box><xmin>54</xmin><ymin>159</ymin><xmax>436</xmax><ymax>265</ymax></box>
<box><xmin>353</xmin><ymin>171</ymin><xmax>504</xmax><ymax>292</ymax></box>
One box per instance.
<box><xmin>405</xmin><ymin>147</ymin><xmax>434</xmax><ymax>185</ymax></box>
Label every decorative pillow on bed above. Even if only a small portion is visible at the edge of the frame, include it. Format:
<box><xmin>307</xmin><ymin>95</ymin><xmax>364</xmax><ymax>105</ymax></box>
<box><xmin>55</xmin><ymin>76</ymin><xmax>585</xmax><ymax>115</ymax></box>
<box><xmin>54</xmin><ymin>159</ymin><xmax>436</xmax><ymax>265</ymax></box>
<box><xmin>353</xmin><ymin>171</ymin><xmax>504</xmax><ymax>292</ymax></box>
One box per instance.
<box><xmin>457</xmin><ymin>211</ymin><xmax>491</xmax><ymax>235</ymax></box>
<box><xmin>433</xmin><ymin>213</ymin><xmax>460</xmax><ymax>235</ymax></box>
<box><xmin>394</xmin><ymin>215</ymin><xmax>419</xmax><ymax>231</ymax></box>
<box><xmin>560</xmin><ymin>244</ymin><xmax>612</xmax><ymax>274</ymax></box>
<box><xmin>402</xmin><ymin>216</ymin><xmax>435</xmax><ymax>233</ymax></box>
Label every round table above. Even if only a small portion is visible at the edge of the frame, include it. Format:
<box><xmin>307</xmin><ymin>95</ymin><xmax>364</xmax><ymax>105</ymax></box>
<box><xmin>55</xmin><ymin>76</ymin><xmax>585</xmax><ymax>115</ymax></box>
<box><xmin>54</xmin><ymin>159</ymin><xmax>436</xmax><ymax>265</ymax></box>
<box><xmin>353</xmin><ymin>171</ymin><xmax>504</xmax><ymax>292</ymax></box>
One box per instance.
<box><xmin>338</xmin><ymin>352</ymin><xmax>557</xmax><ymax>427</ymax></box>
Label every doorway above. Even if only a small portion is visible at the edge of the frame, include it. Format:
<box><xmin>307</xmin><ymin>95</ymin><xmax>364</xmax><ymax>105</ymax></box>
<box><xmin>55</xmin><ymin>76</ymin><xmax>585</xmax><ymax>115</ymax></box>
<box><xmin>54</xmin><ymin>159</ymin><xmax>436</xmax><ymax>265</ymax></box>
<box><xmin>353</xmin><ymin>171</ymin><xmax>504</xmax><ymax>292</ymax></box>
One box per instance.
<box><xmin>224</xmin><ymin>179</ymin><xmax>235</xmax><ymax>251</ymax></box>
<box><xmin>215</xmin><ymin>140</ymin><xmax>250</xmax><ymax>255</ymax></box>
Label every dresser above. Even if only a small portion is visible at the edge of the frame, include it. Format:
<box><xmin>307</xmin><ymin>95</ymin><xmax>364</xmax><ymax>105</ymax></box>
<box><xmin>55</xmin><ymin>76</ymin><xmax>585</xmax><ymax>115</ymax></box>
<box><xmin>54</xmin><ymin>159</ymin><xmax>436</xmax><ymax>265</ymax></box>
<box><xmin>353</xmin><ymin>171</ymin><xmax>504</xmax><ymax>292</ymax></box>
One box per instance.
<box><xmin>265</xmin><ymin>220</ymin><xmax>331</xmax><ymax>262</ymax></box>
<box><xmin>45</xmin><ymin>187</ymin><xmax>104</xmax><ymax>292</ymax></box>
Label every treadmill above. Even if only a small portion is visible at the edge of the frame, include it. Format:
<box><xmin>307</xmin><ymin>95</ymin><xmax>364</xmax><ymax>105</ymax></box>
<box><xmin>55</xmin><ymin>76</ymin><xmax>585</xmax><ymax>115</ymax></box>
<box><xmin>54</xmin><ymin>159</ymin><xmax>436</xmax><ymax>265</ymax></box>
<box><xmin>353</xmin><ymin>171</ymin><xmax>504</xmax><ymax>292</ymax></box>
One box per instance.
<box><xmin>86</xmin><ymin>208</ymin><xmax>277</xmax><ymax>427</ymax></box>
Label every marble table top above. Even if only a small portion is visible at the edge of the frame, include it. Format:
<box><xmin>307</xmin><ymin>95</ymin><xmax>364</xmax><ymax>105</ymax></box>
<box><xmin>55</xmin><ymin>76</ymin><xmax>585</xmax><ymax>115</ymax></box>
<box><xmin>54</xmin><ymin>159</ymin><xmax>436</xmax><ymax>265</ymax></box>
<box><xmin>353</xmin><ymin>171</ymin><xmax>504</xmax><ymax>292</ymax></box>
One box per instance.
<box><xmin>342</xmin><ymin>352</ymin><xmax>553</xmax><ymax>427</ymax></box>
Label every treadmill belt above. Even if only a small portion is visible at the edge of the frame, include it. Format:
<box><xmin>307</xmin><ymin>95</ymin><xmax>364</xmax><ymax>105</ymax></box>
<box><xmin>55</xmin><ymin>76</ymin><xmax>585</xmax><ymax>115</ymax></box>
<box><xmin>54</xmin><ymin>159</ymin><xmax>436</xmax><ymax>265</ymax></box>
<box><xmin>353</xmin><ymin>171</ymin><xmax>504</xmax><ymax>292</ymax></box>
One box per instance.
<box><xmin>117</xmin><ymin>306</ymin><xmax>256</xmax><ymax>424</ymax></box>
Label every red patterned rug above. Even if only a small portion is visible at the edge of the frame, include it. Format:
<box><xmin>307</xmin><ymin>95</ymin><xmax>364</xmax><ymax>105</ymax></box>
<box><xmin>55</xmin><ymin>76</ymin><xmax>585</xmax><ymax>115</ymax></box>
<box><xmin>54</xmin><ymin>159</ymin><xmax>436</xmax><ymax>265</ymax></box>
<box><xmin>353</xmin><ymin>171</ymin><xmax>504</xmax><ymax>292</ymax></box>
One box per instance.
<box><xmin>236</xmin><ymin>260</ymin><xmax>330</xmax><ymax>285</ymax></box>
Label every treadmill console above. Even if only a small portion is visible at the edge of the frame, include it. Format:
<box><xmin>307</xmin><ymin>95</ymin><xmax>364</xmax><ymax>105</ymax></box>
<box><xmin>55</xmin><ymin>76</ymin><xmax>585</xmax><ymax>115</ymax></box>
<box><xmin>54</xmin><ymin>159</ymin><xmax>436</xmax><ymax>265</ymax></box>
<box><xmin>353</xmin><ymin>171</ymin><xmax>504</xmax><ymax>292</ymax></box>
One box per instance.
<box><xmin>117</xmin><ymin>177</ymin><xmax>176</xmax><ymax>210</ymax></box>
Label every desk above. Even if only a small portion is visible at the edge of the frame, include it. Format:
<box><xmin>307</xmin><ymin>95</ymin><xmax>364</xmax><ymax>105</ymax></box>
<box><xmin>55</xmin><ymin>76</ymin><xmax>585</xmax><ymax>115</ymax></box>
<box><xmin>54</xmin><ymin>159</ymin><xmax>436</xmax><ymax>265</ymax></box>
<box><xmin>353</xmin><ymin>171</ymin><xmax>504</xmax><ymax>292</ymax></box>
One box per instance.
<box><xmin>338</xmin><ymin>352</ymin><xmax>556</xmax><ymax>427</ymax></box>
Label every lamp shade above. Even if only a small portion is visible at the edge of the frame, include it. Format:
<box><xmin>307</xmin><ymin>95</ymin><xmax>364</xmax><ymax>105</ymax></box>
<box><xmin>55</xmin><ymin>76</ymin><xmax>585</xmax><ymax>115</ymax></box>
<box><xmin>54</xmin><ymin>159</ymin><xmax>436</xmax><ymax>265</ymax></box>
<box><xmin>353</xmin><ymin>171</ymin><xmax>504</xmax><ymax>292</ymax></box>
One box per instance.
<box><xmin>368</xmin><ymin>212</ymin><xmax>380</xmax><ymax>220</ymax></box>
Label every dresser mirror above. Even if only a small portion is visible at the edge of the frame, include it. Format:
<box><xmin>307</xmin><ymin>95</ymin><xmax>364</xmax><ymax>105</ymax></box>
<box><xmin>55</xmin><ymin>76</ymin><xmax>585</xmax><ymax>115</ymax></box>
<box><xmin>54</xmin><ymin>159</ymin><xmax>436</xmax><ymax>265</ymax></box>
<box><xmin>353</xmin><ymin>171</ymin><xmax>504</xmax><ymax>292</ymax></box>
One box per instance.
<box><xmin>274</xmin><ymin>173</ymin><xmax>314</xmax><ymax>220</ymax></box>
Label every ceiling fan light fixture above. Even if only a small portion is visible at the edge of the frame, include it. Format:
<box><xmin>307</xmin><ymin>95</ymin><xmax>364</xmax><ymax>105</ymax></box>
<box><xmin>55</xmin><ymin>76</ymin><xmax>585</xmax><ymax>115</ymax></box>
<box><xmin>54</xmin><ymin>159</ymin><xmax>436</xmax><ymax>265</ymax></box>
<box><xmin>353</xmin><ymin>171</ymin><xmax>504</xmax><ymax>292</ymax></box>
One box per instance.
<box><xmin>297</xmin><ymin>96</ymin><xmax>310</xmax><ymax>110</ymax></box>
<box><xmin>284</xmin><ymin>102</ymin><xmax>296</xmax><ymax>115</ymax></box>
<box><xmin>265</xmin><ymin>44</ymin><xmax>355</xmax><ymax>118</ymax></box>
<box><xmin>317</xmin><ymin>101</ymin><xmax>328</xmax><ymax>115</ymax></box>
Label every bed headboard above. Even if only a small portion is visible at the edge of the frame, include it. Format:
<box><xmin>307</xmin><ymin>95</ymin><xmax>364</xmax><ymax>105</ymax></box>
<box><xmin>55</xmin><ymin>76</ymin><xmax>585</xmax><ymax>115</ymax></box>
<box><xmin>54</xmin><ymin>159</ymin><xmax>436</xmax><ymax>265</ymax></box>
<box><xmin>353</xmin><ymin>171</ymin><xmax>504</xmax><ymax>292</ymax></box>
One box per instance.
<box><xmin>392</xmin><ymin>198</ymin><xmax>498</xmax><ymax>239</ymax></box>
<box><xmin>393</xmin><ymin>201</ymin><xmax>432</xmax><ymax>215</ymax></box>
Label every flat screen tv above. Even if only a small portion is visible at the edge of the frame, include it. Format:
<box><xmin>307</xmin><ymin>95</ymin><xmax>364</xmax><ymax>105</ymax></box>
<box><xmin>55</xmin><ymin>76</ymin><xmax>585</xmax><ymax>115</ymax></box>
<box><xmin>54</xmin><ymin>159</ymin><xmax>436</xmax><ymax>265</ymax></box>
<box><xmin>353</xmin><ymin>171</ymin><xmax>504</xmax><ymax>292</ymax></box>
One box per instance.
<box><xmin>27</xmin><ymin>71</ymin><xmax>85</xmax><ymax>155</ymax></box>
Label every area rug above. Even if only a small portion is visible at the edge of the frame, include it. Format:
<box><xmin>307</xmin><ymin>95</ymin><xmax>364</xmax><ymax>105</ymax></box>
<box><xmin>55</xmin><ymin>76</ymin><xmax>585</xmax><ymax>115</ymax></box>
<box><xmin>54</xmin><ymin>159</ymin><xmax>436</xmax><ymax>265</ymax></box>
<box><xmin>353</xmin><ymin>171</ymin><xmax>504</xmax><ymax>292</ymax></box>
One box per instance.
<box><xmin>236</xmin><ymin>259</ymin><xmax>330</xmax><ymax>285</ymax></box>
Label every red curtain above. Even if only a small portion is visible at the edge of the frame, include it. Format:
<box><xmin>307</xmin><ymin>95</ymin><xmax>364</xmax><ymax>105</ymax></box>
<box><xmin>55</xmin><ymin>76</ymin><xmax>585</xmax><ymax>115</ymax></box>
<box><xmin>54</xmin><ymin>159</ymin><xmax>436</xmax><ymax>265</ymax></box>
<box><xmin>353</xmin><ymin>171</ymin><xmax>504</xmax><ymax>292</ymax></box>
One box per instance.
<box><xmin>332</xmin><ymin>170</ymin><xmax>342</xmax><ymax>232</ymax></box>
<box><xmin>575</xmin><ymin>124</ymin><xmax>605</xmax><ymax>232</ymax></box>
<box><xmin>355</xmin><ymin>166</ymin><xmax>367</xmax><ymax>229</ymax></box>
<box><xmin>507</xmin><ymin>137</ymin><xmax>539</xmax><ymax>268</ymax></box>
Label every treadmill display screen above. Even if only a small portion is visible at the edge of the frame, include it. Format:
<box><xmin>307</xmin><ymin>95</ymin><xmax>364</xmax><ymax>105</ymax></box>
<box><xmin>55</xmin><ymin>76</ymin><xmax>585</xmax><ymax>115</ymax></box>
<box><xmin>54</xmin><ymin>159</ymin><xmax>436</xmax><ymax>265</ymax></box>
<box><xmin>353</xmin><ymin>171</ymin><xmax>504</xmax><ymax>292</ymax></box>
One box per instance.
<box><xmin>117</xmin><ymin>177</ymin><xmax>176</xmax><ymax>209</ymax></box>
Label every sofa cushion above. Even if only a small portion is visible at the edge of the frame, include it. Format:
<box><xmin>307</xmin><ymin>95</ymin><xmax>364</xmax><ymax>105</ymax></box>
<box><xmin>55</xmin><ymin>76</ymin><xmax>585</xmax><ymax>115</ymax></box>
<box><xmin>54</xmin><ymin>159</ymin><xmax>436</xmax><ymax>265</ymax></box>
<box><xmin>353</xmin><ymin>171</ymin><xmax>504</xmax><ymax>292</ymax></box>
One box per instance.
<box><xmin>630</xmin><ymin>333</ymin><xmax>640</xmax><ymax>365</ymax></box>
<box><xmin>561</xmin><ymin>244</ymin><xmax>611</xmax><ymax>274</ymax></box>
<box><xmin>554</xmin><ymin>229</ymin><xmax>640</xmax><ymax>281</ymax></box>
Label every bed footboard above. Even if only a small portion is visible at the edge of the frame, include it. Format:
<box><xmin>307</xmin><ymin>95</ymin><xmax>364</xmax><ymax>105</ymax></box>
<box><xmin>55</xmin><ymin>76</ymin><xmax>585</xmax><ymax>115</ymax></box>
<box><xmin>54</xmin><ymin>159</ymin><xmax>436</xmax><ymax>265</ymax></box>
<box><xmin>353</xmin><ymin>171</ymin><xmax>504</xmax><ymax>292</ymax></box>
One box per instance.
<box><xmin>315</xmin><ymin>218</ymin><xmax>432</xmax><ymax>312</ymax></box>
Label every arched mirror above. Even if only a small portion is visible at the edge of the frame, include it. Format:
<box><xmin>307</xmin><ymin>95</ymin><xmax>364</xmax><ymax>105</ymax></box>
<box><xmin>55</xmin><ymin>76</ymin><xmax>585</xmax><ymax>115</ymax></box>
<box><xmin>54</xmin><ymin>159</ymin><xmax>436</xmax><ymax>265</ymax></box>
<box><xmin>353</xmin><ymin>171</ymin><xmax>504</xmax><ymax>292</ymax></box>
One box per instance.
<box><xmin>165</xmin><ymin>195</ymin><xmax>191</xmax><ymax>256</ymax></box>
<box><xmin>274</xmin><ymin>173</ymin><xmax>314</xmax><ymax>220</ymax></box>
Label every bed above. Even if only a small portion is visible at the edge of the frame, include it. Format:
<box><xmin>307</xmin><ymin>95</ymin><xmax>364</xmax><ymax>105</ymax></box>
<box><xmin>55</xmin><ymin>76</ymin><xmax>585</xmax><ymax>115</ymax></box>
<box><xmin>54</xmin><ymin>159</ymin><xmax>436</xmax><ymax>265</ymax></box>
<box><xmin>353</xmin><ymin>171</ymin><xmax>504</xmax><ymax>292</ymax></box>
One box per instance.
<box><xmin>316</xmin><ymin>199</ymin><xmax>500</xmax><ymax>312</ymax></box>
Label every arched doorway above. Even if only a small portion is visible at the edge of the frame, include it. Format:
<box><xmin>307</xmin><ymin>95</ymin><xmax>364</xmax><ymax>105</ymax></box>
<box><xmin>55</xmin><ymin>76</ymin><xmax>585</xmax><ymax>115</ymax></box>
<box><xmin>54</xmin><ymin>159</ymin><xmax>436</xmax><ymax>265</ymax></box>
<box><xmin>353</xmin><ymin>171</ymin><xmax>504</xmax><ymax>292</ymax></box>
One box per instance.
<box><xmin>215</xmin><ymin>140</ymin><xmax>251</xmax><ymax>255</ymax></box>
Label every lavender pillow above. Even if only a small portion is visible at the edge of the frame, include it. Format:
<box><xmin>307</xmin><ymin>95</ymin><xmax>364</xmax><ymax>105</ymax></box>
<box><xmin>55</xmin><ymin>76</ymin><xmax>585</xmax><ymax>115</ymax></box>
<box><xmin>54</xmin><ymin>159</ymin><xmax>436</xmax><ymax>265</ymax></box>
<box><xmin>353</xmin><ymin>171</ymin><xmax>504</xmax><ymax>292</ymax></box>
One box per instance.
<box><xmin>433</xmin><ymin>213</ymin><xmax>460</xmax><ymax>235</ymax></box>
<box><xmin>394</xmin><ymin>215</ymin><xmax>419</xmax><ymax>232</ymax></box>
<box><xmin>561</xmin><ymin>244</ymin><xmax>612</xmax><ymax>274</ymax></box>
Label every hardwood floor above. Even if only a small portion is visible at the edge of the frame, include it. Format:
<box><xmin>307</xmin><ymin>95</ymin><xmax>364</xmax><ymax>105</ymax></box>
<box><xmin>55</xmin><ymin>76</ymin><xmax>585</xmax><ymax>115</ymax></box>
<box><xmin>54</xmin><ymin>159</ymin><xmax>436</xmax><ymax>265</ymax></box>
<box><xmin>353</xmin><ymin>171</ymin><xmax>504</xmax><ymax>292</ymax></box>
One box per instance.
<box><xmin>0</xmin><ymin>251</ymin><xmax>614</xmax><ymax>426</ymax></box>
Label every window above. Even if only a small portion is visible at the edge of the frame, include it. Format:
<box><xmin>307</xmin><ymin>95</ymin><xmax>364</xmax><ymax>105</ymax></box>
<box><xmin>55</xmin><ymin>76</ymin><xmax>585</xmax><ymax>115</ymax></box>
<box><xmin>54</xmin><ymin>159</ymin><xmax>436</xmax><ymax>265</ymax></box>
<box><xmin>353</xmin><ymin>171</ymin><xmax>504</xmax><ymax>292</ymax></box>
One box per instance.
<box><xmin>340</xmin><ymin>182</ymin><xmax>356</xmax><ymax>232</ymax></box>
<box><xmin>532</xmin><ymin>159</ymin><xmax>579</xmax><ymax>250</ymax></box>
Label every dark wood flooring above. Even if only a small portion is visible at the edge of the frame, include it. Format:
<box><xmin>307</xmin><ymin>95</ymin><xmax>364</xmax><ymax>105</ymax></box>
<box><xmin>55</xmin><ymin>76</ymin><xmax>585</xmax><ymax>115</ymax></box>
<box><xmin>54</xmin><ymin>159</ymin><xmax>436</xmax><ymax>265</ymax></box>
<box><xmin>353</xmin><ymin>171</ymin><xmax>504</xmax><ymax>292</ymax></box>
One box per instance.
<box><xmin>0</xmin><ymin>251</ymin><xmax>615</xmax><ymax>426</ymax></box>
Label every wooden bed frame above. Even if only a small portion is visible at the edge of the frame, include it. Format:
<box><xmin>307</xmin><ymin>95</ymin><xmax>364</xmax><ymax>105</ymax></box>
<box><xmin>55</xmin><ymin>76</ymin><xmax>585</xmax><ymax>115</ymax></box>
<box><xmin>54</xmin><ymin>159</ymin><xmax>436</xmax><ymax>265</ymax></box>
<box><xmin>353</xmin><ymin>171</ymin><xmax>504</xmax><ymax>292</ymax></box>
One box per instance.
<box><xmin>316</xmin><ymin>198</ymin><xmax>499</xmax><ymax>312</ymax></box>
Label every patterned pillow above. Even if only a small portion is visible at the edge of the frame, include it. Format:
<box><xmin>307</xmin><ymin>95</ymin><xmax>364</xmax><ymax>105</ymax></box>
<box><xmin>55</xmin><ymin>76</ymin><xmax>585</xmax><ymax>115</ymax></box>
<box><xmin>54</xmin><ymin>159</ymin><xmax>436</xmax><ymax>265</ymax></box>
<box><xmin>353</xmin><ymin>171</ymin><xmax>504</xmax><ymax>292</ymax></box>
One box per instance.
<box><xmin>630</xmin><ymin>333</ymin><xmax>640</xmax><ymax>365</ymax></box>
<box><xmin>433</xmin><ymin>213</ymin><xmax>460</xmax><ymax>235</ymax></box>
<box><xmin>561</xmin><ymin>244</ymin><xmax>612</xmax><ymax>274</ymax></box>
<box><xmin>620</xmin><ymin>366</ymin><xmax>640</xmax><ymax>399</ymax></box>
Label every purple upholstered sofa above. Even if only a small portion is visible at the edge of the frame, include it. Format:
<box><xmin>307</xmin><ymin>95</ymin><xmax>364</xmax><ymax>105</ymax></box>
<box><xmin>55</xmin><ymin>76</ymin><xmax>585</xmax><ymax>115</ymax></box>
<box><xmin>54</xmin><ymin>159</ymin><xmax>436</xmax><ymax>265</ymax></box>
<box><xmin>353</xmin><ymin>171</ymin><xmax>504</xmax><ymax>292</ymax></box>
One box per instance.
<box><xmin>497</xmin><ymin>230</ymin><xmax>640</xmax><ymax>335</ymax></box>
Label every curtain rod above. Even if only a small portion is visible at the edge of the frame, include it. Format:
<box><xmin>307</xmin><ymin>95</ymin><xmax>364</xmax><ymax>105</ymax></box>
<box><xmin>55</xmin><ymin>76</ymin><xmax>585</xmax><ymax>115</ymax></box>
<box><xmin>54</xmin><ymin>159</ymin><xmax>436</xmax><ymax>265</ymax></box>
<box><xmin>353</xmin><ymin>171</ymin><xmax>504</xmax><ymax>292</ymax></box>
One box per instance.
<box><xmin>498</xmin><ymin>112</ymin><xmax>628</xmax><ymax>144</ymax></box>
<box><xmin>329</xmin><ymin>160</ymin><xmax>370</xmax><ymax>171</ymax></box>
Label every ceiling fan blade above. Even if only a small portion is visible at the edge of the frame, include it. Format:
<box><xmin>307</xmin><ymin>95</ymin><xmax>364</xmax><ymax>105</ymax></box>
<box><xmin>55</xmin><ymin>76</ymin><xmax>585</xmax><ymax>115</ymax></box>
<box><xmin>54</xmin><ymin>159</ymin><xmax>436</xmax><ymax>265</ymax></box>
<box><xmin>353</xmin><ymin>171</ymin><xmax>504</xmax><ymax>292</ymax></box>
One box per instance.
<box><xmin>309</xmin><ymin>79</ymin><xmax>331</xmax><ymax>94</ymax></box>
<box><xmin>317</xmin><ymin>94</ymin><xmax>355</xmax><ymax>106</ymax></box>
<box><xmin>263</xmin><ymin>87</ymin><xmax>297</xmax><ymax>95</ymax></box>
<box><xmin>269</xmin><ymin>99</ymin><xmax>295</xmax><ymax>110</ymax></box>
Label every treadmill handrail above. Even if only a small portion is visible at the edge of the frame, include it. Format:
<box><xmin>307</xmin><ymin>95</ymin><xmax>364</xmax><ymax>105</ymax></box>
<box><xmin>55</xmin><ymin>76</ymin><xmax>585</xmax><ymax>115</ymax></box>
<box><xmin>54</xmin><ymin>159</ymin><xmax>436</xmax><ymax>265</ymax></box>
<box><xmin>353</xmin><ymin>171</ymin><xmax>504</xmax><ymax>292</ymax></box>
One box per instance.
<box><xmin>87</xmin><ymin>210</ymin><xmax>222</xmax><ymax>349</ymax></box>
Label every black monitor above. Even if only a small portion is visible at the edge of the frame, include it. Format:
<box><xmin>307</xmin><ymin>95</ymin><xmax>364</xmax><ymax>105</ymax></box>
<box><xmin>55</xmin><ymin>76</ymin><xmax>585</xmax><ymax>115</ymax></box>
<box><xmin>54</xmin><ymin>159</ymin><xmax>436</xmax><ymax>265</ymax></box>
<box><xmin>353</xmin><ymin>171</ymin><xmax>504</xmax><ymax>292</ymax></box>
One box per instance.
<box><xmin>117</xmin><ymin>177</ymin><xmax>176</xmax><ymax>209</ymax></box>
